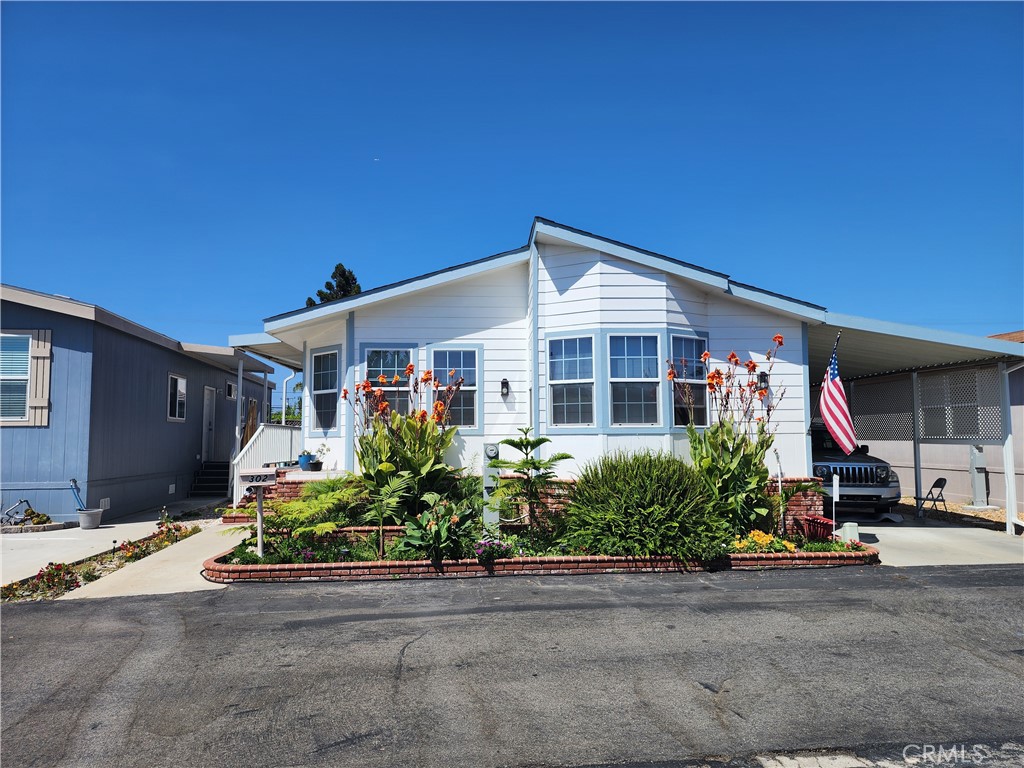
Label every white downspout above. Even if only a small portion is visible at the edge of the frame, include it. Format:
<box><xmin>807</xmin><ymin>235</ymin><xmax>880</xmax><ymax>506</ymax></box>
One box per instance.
<box><xmin>1000</xmin><ymin>361</ymin><xmax>1023</xmax><ymax>534</ymax></box>
<box><xmin>281</xmin><ymin>370</ymin><xmax>296</xmax><ymax>425</ymax></box>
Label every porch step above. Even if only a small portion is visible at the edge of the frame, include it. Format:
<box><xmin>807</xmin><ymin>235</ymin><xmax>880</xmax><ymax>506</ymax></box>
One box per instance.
<box><xmin>189</xmin><ymin>462</ymin><xmax>230</xmax><ymax>498</ymax></box>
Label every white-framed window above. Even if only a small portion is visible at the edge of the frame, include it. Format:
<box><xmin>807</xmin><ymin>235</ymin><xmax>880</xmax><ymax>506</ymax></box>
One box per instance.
<box><xmin>0</xmin><ymin>330</ymin><xmax>51</xmax><ymax>427</ymax></box>
<box><xmin>0</xmin><ymin>334</ymin><xmax>31</xmax><ymax>421</ymax></box>
<box><xmin>432</xmin><ymin>348</ymin><xmax>477</xmax><ymax>427</ymax></box>
<box><xmin>168</xmin><ymin>374</ymin><xmax>187</xmax><ymax>421</ymax></box>
<box><xmin>226</xmin><ymin>380</ymin><xmax>237</xmax><ymax>400</ymax></box>
<box><xmin>609</xmin><ymin>335</ymin><xmax>660</xmax><ymax>425</ymax></box>
<box><xmin>311</xmin><ymin>351</ymin><xmax>339</xmax><ymax>431</ymax></box>
<box><xmin>670</xmin><ymin>335</ymin><xmax>708</xmax><ymax>427</ymax></box>
<box><xmin>366</xmin><ymin>348</ymin><xmax>412</xmax><ymax>414</ymax></box>
<box><xmin>549</xmin><ymin>337</ymin><xmax>594</xmax><ymax>426</ymax></box>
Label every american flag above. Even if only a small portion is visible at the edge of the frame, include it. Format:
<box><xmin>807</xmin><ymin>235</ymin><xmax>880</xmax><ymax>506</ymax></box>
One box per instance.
<box><xmin>819</xmin><ymin>347</ymin><xmax>858</xmax><ymax>455</ymax></box>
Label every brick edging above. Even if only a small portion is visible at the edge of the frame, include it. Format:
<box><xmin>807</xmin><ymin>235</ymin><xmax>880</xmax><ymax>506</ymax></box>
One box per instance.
<box><xmin>202</xmin><ymin>546</ymin><xmax>880</xmax><ymax>583</ymax></box>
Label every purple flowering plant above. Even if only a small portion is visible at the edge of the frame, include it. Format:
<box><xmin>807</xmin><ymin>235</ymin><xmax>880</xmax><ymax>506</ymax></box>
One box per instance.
<box><xmin>474</xmin><ymin>538</ymin><xmax>514</xmax><ymax>567</ymax></box>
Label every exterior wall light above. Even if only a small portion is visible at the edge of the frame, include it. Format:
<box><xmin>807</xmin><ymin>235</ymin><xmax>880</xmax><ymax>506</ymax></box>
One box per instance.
<box><xmin>758</xmin><ymin>372</ymin><xmax>770</xmax><ymax>390</ymax></box>
<box><xmin>500</xmin><ymin>378</ymin><xmax>510</xmax><ymax>397</ymax></box>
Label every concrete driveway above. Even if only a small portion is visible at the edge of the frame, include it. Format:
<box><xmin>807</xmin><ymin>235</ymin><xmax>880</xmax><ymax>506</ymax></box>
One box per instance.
<box><xmin>833</xmin><ymin>512</ymin><xmax>1022</xmax><ymax>567</ymax></box>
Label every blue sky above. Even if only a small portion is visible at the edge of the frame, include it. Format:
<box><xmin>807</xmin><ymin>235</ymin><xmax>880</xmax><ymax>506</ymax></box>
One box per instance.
<box><xmin>3</xmin><ymin>2</ymin><xmax>1021</xmax><ymax>397</ymax></box>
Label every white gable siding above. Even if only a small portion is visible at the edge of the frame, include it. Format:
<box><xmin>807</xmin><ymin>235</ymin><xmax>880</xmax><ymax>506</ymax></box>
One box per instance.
<box><xmin>303</xmin><ymin>264</ymin><xmax>531</xmax><ymax>473</ymax></box>
<box><xmin>533</xmin><ymin>243</ymin><xmax>810</xmax><ymax>477</ymax></box>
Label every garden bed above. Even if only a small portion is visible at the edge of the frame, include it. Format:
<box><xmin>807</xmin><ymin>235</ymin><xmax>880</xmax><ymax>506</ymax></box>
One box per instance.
<box><xmin>202</xmin><ymin>545</ymin><xmax>879</xmax><ymax>584</ymax></box>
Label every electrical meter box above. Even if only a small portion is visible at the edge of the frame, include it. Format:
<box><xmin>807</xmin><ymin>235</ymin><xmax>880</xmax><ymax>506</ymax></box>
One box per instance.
<box><xmin>482</xmin><ymin>443</ymin><xmax>500</xmax><ymax>526</ymax></box>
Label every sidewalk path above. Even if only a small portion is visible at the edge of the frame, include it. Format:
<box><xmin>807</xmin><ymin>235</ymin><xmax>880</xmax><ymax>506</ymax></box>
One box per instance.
<box><xmin>60</xmin><ymin>523</ymin><xmax>246</xmax><ymax>600</ymax></box>
<box><xmin>1</xmin><ymin>498</ymin><xmax>226</xmax><ymax>585</ymax></box>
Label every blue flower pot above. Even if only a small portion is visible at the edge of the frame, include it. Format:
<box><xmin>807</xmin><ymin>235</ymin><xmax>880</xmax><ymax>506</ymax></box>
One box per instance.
<box><xmin>297</xmin><ymin>454</ymin><xmax>314</xmax><ymax>471</ymax></box>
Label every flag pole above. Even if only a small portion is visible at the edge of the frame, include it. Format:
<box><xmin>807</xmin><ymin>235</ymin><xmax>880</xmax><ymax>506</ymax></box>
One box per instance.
<box><xmin>830</xmin><ymin>329</ymin><xmax>842</xmax><ymax>535</ymax></box>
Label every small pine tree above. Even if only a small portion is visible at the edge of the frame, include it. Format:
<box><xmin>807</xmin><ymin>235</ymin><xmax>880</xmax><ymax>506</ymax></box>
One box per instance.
<box><xmin>488</xmin><ymin>428</ymin><xmax>572</xmax><ymax>527</ymax></box>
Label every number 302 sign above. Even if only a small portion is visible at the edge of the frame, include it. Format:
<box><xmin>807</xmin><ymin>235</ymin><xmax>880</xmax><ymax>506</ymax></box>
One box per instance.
<box><xmin>239</xmin><ymin>469</ymin><xmax>277</xmax><ymax>487</ymax></box>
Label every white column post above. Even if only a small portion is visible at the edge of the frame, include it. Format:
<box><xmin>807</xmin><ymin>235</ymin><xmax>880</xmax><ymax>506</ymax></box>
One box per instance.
<box><xmin>262</xmin><ymin>372</ymin><xmax>268</xmax><ymax>423</ymax></box>
<box><xmin>999</xmin><ymin>362</ymin><xmax>1021</xmax><ymax>534</ymax></box>
<box><xmin>911</xmin><ymin>371</ymin><xmax>923</xmax><ymax>518</ymax></box>
<box><xmin>234</xmin><ymin>360</ymin><xmax>244</xmax><ymax>458</ymax></box>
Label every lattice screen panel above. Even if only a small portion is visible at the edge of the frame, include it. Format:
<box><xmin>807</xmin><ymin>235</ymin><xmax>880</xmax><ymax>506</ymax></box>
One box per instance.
<box><xmin>850</xmin><ymin>377</ymin><xmax>914</xmax><ymax>441</ymax></box>
<box><xmin>917</xmin><ymin>366</ymin><xmax>1002</xmax><ymax>442</ymax></box>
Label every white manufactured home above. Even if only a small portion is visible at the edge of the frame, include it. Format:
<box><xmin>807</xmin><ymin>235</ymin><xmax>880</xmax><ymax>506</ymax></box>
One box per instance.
<box><xmin>230</xmin><ymin>218</ymin><xmax>1024</xmax><ymax>528</ymax></box>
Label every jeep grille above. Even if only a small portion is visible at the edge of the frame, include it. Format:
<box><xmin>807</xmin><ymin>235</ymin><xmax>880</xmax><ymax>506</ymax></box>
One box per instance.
<box><xmin>829</xmin><ymin>464</ymin><xmax>877</xmax><ymax>485</ymax></box>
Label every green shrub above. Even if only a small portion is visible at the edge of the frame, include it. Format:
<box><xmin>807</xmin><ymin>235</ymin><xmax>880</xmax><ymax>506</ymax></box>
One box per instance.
<box><xmin>563</xmin><ymin>451</ymin><xmax>730</xmax><ymax>561</ymax></box>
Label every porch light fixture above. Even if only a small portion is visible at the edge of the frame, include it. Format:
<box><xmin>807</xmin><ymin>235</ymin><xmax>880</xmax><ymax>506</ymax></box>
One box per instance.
<box><xmin>500</xmin><ymin>378</ymin><xmax>510</xmax><ymax>397</ymax></box>
<box><xmin>757</xmin><ymin>372</ymin><xmax>770</xmax><ymax>390</ymax></box>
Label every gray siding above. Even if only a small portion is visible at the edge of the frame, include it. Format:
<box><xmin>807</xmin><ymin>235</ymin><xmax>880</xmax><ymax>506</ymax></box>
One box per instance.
<box><xmin>0</xmin><ymin>302</ymin><xmax>94</xmax><ymax>522</ymax></box>
<box><xmin>88</xmin><ymin>324</ymin><xmax>270</xmax><ymax>520</ymax></box>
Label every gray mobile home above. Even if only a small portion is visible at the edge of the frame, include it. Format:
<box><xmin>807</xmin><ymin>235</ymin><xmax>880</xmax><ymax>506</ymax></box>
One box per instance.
<box><xmin>1</xmin><ymin>285</ymin><xmax>273</xmax><ymax>523</ymax></box>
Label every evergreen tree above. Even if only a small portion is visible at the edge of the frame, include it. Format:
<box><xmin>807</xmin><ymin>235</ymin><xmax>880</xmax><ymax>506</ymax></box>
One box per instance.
<box><xmin>306</xmin><ymin>263</ymin><xmax>362</xmax><ymax>307</ymax></box>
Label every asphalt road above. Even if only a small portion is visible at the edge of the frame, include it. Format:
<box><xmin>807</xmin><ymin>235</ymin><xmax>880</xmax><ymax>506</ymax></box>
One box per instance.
<box><xmin>2</xmin><ymin>565</ymin><xmax>1022</xmax><ymax>768</ymax></box>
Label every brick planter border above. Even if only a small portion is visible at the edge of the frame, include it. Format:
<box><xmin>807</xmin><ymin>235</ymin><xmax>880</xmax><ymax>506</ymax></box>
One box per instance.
<box><xmin>202</xmin><ymin>546</ymin><xmax>879</xmax><ymax>584</ymax></box>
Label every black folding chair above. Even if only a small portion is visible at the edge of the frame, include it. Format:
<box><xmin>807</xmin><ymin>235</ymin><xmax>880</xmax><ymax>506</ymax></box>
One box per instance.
<box><xmin>918</xmin><ymin>478</ymin><xmax>948</xmax><ymax>513</ymax></box>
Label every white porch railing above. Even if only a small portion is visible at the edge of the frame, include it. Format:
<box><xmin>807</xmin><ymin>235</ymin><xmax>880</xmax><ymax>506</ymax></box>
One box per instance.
<box><xmin>231</xmin><ymin>423</ymin><xmax>302</xmax><ymax>507</ymax></box>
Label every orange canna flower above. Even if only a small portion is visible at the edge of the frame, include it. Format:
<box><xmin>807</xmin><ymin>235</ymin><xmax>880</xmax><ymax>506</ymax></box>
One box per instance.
<box><xmin>375</xmin><ymin>388</ymin><xmax>384</xmax><ymax>399</ymax></box>
<box><xmin>666</xmin><ymin>369</ymin><xmax>676</xmax><ymax>380</ymax></box>
<box><xmin>450</xmin><ymin>514</ymin><xmax>459</xmax><ymax>525</ymax></box>
<box><xmin>757</xmin><ymin>388</ymin><xmax>768</xmax><ymax>401</ymax></box>
<box><xmin>377</xmin><ymin>401</ymin><xmax>389</xmax><ymax>414</ymax></box>
<box><xmin>362</xmin><ymin>380</ymin><xmax>373</xmax><ymax>393</ymax></box>
<box><xmin>377</xmin><ymin>375</ymin><xmax>387</xmax><ymax>384</ymax></box>
<box><xmin>448</xmin><ymin>369</ymin><xmax>456</xmax><ymax>378</ymax></box>
<box><xmin>745</xmin><ymin>359</ymin><xmax>758</xmax><ymax>373</ymax></box>
<box><xmin>405</xmin><ymin>363</ymin><xmax>415</xmax><ymax>376</ymax></box>
<box><xmin>727</xmin><ymin>352</ymin><xmax>740</xmax><ymax>365</ymax></box>
<box><xmin>773</xmin><ymin>334</ymin><xmax>784</xmax><ymax>346</ymax></box>
<box><xmin>392</xmin><ymin>374</ymin><xmax>400</xmax><ymax>384</ymax></box>
<box><xmin>341</xmin><ymin>388</ymin><xmax>349</xmax><ymax>400</ymax></box>
<box><xmin>418</xmin><ymin>409</ymin><xmax>428</xmax><ymax>423</ymax></box>
<box><xmin>701</xmin><ymin>350</ymin><xmax>711</xmax><ymax>363</ymax></box>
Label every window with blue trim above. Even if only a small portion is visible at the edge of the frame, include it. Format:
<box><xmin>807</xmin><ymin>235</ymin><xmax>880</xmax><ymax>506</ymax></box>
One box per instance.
<box><xmin>549</xmin><ymin>337</ymin><xmax>593</xmax><ymax>426</ymax></box>
<box><xmin>609</xmin><ymin>335</ymin><xmax>659</xmax><ymax>425</ymax></box>
<box><xmin>670</xmin><ymin>335</ymin><xmax>708</xmax><ymax>427</ymax></box>
<box><xmin>312</xmin><ymin>351</ymin><xmax>339</xmax><ymax>430</ymax></box>
<box><xmin>366</xmin><ymin>349</ymin><xmax>411</xmax><ymax>414</ymax></box>
<box><xmin>432</xmin><ymin>349</ymin><xmax>477</xmax><ymax>427</ymax></box>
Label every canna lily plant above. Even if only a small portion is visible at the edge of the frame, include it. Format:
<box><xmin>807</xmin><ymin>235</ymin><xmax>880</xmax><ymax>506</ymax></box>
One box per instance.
<box><xmin>668</xmin><ymin>334</ymin><xmax>787</xmax><ymax>535</ymax></box>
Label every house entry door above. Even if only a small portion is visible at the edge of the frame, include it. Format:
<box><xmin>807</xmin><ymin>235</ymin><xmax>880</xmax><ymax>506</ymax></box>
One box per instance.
<box><xmin>202</xmin><ymin>386</ymin><xmax>217</xmax><ymax>462</ymax></box>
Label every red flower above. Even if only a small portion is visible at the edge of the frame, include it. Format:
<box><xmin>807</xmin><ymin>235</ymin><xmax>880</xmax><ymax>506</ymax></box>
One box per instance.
<box><xmin>666</xmin><ymin>369</ymin><xmax>676</xmax><ymax>380</ymax></box>
<box><xmin>405</xmin><ymin>363</ymin><xmax>415</xmax><ymax>377</ymax></box>
<box><xmin>421</xmin><ymin>370</ymin><xmax>433</xmax><ymax>383</ymax></box>
<box><xmin>701</xmin><ymin>350</ymin><xmax>711</xmax><ymax>363</ymax></box>
<box><xmin>377</xmin><ymin>401</ymin><xmax>389</xmax><ymax>414</ymax></box>
<box><xmin>341</xmin><ymin>388</ymin><xmax>349</xmax><ymax>400</ymax></box>
<box><xmin>727</xmin><ymin>351</ymin><xmax>741</xmax><ymax>365</ymax></box>
<box><xmin>773</xmin><ymin>334</ymin><xmax>784</xmax><ymax>346</ymax></box>
<box><xmin>361</xmin><ymin>380</ymin><xmax>373</xmax><ymax>393</ymax></box>
<box><xmin>377</xmin><ymin>375</ymin><xmax>387</xmax><ymax>384</ymax></box>
<box><xmin>744</xmin><ymin>359</ymin><xmax>758</xmax><ymax>373</ymax></box>
<box><xmin>392</xmin><ymin>375</ymin><xmax>400</xmax><ymax>384</ymax></box>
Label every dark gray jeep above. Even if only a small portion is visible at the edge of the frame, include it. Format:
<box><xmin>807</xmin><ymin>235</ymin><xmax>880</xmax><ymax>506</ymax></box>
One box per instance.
<box><xmin>811</xmin><ymin>425</ymin><xmax>901</xmax><ymax>513</ymax></box>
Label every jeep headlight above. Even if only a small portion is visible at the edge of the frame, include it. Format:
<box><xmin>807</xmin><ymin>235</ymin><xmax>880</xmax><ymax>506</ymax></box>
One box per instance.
<box><xmin>813</xmin><ymin>464</ymin><xmax>832</xmax><ymax>481</ymax></box>
<box><xmin>876</xmin><ymin>466</ymin><xmax>890</xmax><ymax>483</ymax></box>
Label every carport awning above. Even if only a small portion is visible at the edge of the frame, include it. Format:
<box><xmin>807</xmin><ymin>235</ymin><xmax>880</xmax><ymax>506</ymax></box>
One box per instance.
<box><xmin>807</xmin><ymin>313</ymin><xmax>1023</xmax><ymax>381</ymax></box>
<box><xmin>228</xmin><ymin>333</ymin><xmax>304</xmax><ymax>372</ymax></box>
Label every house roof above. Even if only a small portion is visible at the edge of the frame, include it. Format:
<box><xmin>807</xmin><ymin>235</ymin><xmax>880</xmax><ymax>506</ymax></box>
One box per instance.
<box><xmin>236</xmin><ymin>218</ymin><xmax>1023</xmax><ymax>380</ymax></box>
<box><xmin>2</xmin><ymin>284</ymin><xmax>275</xmax><ymax>381</ymax></box>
